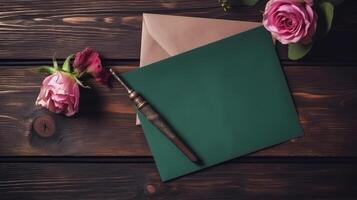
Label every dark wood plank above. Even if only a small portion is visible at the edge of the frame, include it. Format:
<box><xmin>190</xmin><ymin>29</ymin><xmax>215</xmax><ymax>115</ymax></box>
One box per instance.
<box><xmin>1</xmin><ymin>162</ymin><xmax>356</xmax><ymax>200</ymax></box>
<box><xmin>0</xmin><ymin>64</ymin><xmax>356</xmax><ymax>157</ymax></box>
<box><xmin>0</xmin><ymin>0</ymin><xmax>356</xmax><ymax>62</ymax></box>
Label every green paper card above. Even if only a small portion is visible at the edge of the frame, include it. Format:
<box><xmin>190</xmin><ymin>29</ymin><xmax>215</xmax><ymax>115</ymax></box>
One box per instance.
<box><xmin>122</xmin><ymin>26</ymin><xmax>303</xmax><ymax>181</ymax></box>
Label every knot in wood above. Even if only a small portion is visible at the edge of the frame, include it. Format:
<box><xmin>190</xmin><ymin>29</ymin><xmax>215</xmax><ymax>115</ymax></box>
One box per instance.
<box><xmin>146</xmin><ymin>184</ymin><xmax>156</xmax><ymax>194</ymax></box>
<box><xmin>32</xmin><ymin>114</ymin><xmax>56</xmax><ymax>138</ymax></box>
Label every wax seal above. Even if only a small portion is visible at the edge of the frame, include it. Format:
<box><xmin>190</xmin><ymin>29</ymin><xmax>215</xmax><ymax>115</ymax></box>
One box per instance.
<box><xmin>32</xmin><ymin>115</ymin><xmax>56</xmax><ymax>138</ymax></box>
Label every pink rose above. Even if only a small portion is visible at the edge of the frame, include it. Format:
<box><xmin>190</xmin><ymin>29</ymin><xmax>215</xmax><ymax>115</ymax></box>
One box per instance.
<box><xmin>73</xmin><ymin>47</ymin><xmax>110</xmax><ymax>84</ymax></box>
<box><xmin>36</xmin><ymin>72</ymin><xmax>80</xmax><ymax>116</ymax></box>
<box><xmin>263</xmin><ymin>0</ymin><xmax>317</xmax><ymax>44</ymax></box>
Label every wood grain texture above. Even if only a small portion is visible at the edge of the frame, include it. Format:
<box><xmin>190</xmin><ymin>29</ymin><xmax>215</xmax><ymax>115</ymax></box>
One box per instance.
<box><xmin>1</xmin><ymin>64</ymin><xmax>356</xmax><ymax>157</ymax></box>
<box><xmin>1</xmin><ymin>0</ymin><xmax>357</xmax><ymax>198</ymax></box>
<box><xmin>0</xmin><ymin>0</ymin><xmax>356</xmax><ymax>62</ymax></box>
<box><xmin>1</xmin><ymin>162</ymin><xmax>356</xmax><ymax>200</ymax></box>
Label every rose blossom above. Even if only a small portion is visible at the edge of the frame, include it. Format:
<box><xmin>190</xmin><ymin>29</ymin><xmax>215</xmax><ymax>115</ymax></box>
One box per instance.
<box><xmin>36</xmin><ymin>72</ymin><xmax>80</xmax><ymax>116</ymax></box>
<box><xmin>263</xmin><ymin>0</ymin><xmax>317</xmax><ymax>44</ymax></box>
<box><xmin>73</xmin><ymin>47</ymin><xmax>110</xmax><ymax>84</ymax></box>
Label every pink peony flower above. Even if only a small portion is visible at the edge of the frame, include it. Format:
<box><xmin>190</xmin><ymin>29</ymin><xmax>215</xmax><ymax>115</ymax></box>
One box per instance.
<box><xmin>263</xmin><ymin>0</ymin><xmax>317</xmax><ymax>44</ymax></box>
<box><xmin>36</xmin><ymin>72</ymin><xmax>80</xmax><ymax>116</ymax></box>
<box><xmin>73</xmin><ymin>47</ymin><xmax>110</xmax><ymax>84</ymax></box>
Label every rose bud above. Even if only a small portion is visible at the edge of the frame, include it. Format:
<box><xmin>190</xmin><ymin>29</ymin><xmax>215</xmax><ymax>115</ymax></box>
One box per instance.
<box><xmin>262</xmin><ymin>0</ymin><xmax>317</xmax><ymax>44</ymax></box>
<box><xmin>73</xmin><ymin>47</ymin><xmax>110</xmax><ymax>84</ymax></box>
<box><xmin>36</xmin><ymin>71</ymin><xmax>80</xmax><ymax>117</ymax></box>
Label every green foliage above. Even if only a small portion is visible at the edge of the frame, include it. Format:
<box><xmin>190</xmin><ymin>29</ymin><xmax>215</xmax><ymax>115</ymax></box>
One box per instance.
<box><xmin>219</xmin><ymin>0</ymin><xmax>230</xmax><ymax>12</ymax></box>
<box><xmin>288</xmin><ymin>42</ymin><xmax>313</xmax><ymax>60</ymax></box>
<box><xmin>241</xmin><ymin>0</ymin><xmax>260</xmax><ymax>6</ymax></box>
<box><xmin>73</xmin><ymin>76</ymin><xmax>91</xmax><ymax>89</ymax></box>
<box><xmin>52</xmin><ymin>55</ymin><xmax>59</xmax><ymax>70</ymax></box>
<box><xmin>219</xmin><ymin>0</ymin><xmax>261</xmax><ymax>11</ymax></box>
<box><xmin>62</xmin><ymin>54</ymin><xmax>74</xmax><ymax>72</ymax></box>
<box><xmin>318</xmin><ymin>0</ymin><xmax>344</xmax><ymax>6</ymax></box>
<box><xmin>35</xmin><ymin>54</ymin><xmax>89</xmax><ymax>89</ymax></box>
<box><xmin>35</xmin><ymin>66</ymin><xmax>57</xmax><ymax>74</ymax></box>
<box><xmin>318</xmin><ymin>1</ymin><xmax>335</xmax><ymax>35</ymax></box>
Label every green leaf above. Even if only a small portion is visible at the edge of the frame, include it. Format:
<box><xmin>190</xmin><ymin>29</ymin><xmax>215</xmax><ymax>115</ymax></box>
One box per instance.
<box><xmin>35</xmin><ymin>66</ymin><xmax>57</xmax><ymax>74</ymax></box>
<box><xmin>73</xmin><ymin>76</ymin><xmax>91</xmax><ymax>89</ymax></box>
<box><xmin>218</xmin><ymin>0</ymin><xmax>230</xmax><ymax>11</ymax></box>
<box><xmin>52</xmin><ymin>55</ymin><xmax>59</xmax><ymax>70</ymax></box>
<box><xmin>241</xmin><ymin>0</ymin><xmax>260</xmax><ymax>6</ymax></box>
<box><xmin>319</xmin><ymin>2</ymin><xmax>334</xmax><ymax>35</ymax></box>
<box><xmin>288</xmin><ymin>42</ymin><xmax>313</xmax><ymax>60</ymax></box>
<box><xmin>318</xmin><ymin>0</ymin><xmax>344</xmax><ymax>6</ymax></box>
<box><xmin>62</xmin><ymin>54</ymin><xmax>74</xmax><ymax>73</ymax></box>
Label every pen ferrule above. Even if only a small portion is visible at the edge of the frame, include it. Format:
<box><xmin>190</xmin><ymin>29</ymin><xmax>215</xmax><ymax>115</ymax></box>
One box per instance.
<box><xmin>129</xmin><ymin>91</ymin><xmax>147</xmax><ymax>109</ymax></box>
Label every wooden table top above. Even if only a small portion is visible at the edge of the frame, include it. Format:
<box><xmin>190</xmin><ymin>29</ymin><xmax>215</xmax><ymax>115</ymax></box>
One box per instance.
<box><xmin>1</xmin><ymin>0</ymin><xmax>357</xmax><ymax>199</ymax></box>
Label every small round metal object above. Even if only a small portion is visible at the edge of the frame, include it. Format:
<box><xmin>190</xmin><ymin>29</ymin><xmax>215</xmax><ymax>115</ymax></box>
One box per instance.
<box><xmin>32</xmin><ymin>115</ymin><xmax>56</xmax><ymax>138</ymax></box>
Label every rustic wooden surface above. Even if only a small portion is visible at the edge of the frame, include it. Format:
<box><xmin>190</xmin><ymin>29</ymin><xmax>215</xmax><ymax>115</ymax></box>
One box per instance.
<box><xmin>1</xmin><ymin>0</ymin><xmax>357</xmax><ymax>199</ymax></box>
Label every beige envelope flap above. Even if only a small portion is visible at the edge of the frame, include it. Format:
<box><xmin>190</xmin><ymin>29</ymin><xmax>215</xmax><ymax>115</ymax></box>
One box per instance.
<box><xmin>140</xmin><ymin>14</ymin><xmax>171</xmax><ymax>67</ymax></box>
<box><xmin>140</xmin><ymin>13</ymin><xmax>262</xmax><ymax>67</ymax></box>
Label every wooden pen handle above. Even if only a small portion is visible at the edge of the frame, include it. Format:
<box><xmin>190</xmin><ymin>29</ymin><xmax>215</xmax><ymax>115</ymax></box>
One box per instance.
<box><xmin>129</xmin><ymin>91</ymin><xmax>199</xmax><ymax>163</ymax></box>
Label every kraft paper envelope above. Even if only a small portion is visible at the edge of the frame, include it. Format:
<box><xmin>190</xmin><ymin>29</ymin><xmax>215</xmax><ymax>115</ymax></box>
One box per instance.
<box><xmin>136</xmin><ymin>14</ymin><xmax>261</xmax><ymax>124</ymax></box>
<box><xmin>123</xmin><ymin>26</ymin><xmax>303</xmax><ymax>181</ymax></box>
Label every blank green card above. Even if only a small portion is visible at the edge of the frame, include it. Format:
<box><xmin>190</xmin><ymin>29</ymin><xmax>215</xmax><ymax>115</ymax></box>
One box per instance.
<box><xmin>122</xmin><ymin>26</ymin><xmax>303</xmax><ymax>181</ymax></box>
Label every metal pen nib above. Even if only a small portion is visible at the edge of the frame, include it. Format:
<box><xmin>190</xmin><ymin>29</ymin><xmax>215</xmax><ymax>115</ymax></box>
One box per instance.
<box><xmin>109</xmin><ymin>68</ymin><xmax>132</xmax><ymax>93</ymax></box>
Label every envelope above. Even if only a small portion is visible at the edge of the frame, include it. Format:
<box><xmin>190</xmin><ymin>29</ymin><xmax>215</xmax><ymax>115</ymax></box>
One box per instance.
<box><xmin>123</xmin><ymin>26</ymin><xmax>303</xmax><ymax>181</ymax></box>
<box><xmin>137</xmin><ymin>14</ymin><xmax>261</xmax><ymax>124</ymax></box>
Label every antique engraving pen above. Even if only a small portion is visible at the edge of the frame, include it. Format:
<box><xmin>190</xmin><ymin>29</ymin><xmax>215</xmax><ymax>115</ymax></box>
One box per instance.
<box><xmin>109</xmin><ymin>68</ymin><xmax>200</xmax><ymax>164</ymax></box>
